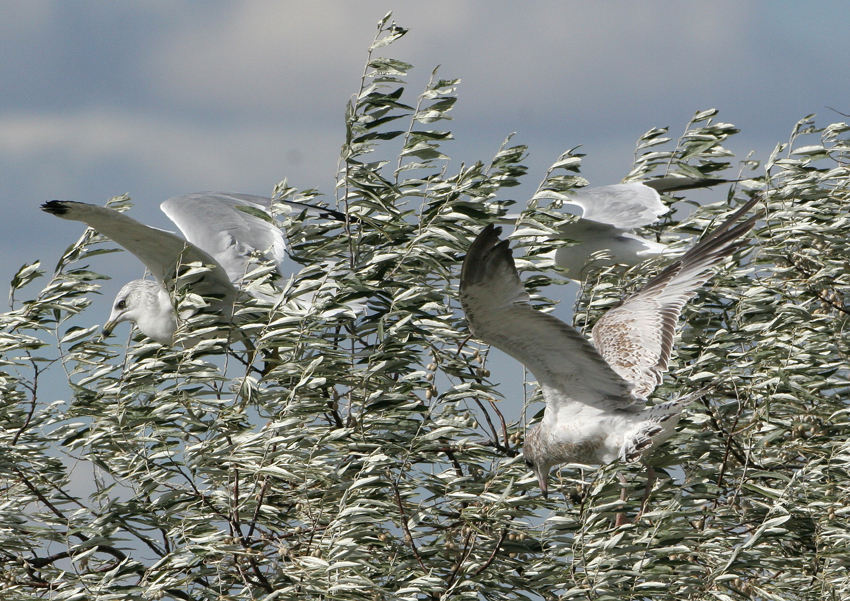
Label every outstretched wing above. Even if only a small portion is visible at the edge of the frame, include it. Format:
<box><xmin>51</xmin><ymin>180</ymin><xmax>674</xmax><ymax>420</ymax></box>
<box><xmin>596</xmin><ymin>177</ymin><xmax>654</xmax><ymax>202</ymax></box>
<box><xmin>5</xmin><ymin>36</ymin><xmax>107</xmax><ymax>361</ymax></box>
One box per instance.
<box><xmin>460</xmin><ymin>224</ymin><xmax>637</xmax><ymax>413</ymax></box>
<box><xmin>643</xmin><ymin>176</ymin><xmax>740</xmax><ymax>194</ymax></box>
<box><xmin>42</xmin><ymin>200</ymin><xmax>235</xmax><ymax>298</ymax></box>
<box><xmin>161</xmin><ymin>193</ymin><xmax>287</xmax><ymax>285</ymax></box>
<box><xmin>592</xmin><ymin>195</ymin><xmax>762</xmax><ymax>398</ymax></box>
<box><xmin>566</xmin><ymin>183</ymin><xmax>669</xmax><ymax>229</ymax></box>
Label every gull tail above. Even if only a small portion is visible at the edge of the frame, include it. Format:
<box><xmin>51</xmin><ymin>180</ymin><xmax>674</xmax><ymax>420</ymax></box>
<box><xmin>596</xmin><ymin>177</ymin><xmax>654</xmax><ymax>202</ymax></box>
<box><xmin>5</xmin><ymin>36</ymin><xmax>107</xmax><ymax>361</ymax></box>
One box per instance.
<box><xmin>620</xmin><ymin>385</ymin><xmax>715</xmax><ymax>462</ymax></box>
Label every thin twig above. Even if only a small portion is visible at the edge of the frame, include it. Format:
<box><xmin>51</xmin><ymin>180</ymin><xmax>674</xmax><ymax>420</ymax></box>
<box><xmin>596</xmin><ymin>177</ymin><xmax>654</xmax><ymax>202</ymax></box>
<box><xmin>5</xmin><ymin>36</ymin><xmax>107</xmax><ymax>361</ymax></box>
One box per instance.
<box><xmin>247</xmin><ymin>554</ymin><xmax>273</xmax><ymax>592</ymax></box>
<box><xmin>14</xmin><ymin>467</ymin><xmax>67</xmax><ymax>522</ymax></box>
<box><xmin>488</xmin><ymin>400</ymin><xmax>510</xmax><ymax>450</ymax></box>
<box><xmin>246</xmin><ymin>477</ymin><xmax>271</xmax><ymax>542</ymax></box>
<box><xmin>715</xmin><ymin>400</ymin><xmax>745</xmax><ymax>493</ymax></box>
<box><xmin>786</xmin><ymin>252</ymin><xmax>850</xmax><ymax>315</ymax></box>
<box><xmin>24</xmin><ymin>545</ymin><xmax>127</xmax><ymax>569</ymax></box>
<box><xmin>232</xmin><ymin>467</ymin><xmax>242</xmax><ymax>536</ymax></box>
<box><xmin>11</xmin><ymin>360</ymin><xmax>40</xmax><ymax>446</ymax></box>
<box><xmin>445</xmin><ymin>529</ymin><xmax>476</xmax><ymax>589</ymax></box>
<box><xmin>473</xmin><ymin>398</ymin><xmax>501</xmax><ymax>447</ymax></box>
<box><xmin>473</xmin><ymin>528</ymin><xmax>509</xmax><ymax>576</ymax></box>
<box><xmin>698</xmin><ymin>396</ymin><xmax>764</xmax><ymax>471</ymax></box>
<box><xmin>389</xmin><ymin>478</ymin><xmax>427</xmax><ymax>571</ymax></box>
<box><xmin>444</xmin><ymin>448</ymin><xmax>464</xmax><ymax>478</ymax></box>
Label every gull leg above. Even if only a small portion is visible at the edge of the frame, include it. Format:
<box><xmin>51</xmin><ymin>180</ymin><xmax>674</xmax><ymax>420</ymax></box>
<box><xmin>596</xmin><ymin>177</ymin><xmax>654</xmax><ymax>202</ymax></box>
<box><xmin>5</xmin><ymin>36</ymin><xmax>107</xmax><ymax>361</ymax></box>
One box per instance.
<box><xmin>614</xmin><ymin>473</ymin><xmax>631</xmax><ymax>527</ymax></box>
<box><xmin>637</xmin><ymin>464</ymin><xmax>657</xmax><ymax>521</ymax></box>
<box><xmin>261</xmin><ymin>347</ymin><xmax>282</xmax><ymax>376</ymax></box>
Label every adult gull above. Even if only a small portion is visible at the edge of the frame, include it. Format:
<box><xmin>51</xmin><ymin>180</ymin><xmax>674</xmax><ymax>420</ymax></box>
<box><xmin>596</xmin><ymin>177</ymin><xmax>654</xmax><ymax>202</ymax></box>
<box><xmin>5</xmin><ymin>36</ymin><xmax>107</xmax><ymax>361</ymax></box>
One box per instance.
<box><xmin>536</xmin><ymin>177</ymin><xmax>742</xmax><ymax>280</ymax></box>
<box><xmin>460</xmin><ymin>195</ymin><xmax>761</xmax><ymax>497</ymax></box>
<box><xmin>42</xmin><ymin>192</ymin><xmax>347</xmax><ymax>345</ymax></box>
<box><xmin>546</xmin><ymin>183</ymin><xmax>671</xmax><ymax>279</ymax></box>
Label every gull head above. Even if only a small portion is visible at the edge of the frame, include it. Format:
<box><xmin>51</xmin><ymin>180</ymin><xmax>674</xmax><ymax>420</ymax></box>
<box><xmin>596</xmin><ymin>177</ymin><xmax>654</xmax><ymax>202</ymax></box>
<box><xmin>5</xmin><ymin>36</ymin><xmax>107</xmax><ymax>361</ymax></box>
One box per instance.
<box><xmin>522</xmin><ymin>425</ymin><xmax>551</xmax><ymax>499</ymax></box>
<box><xmin>103</xmin><ymin>280</ymin><xmax>177</xmax><ymax>345</ymax></box>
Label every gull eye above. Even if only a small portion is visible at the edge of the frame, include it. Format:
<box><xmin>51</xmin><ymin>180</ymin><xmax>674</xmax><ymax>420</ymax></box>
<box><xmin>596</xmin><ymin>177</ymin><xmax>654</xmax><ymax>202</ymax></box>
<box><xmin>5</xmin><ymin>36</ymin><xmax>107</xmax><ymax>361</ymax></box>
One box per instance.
<box><xmin>116</xmin><ymin>300</ymin><xmax>126</xmax><ymax>310</ymax></box>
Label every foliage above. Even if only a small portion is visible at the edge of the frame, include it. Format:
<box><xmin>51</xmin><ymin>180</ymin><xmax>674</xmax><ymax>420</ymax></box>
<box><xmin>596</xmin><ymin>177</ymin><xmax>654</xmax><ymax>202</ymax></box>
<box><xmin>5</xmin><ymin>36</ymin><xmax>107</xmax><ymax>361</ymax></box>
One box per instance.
<box><xmin>2</xmin><ymin>13</ymin><xmax>850</xmax><ymax>601</ymax></box>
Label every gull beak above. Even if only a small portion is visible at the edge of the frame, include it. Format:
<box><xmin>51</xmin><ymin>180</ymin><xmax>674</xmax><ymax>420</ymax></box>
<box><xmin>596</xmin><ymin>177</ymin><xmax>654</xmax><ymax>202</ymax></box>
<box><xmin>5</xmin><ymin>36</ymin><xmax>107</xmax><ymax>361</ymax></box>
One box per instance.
<box><xmin>102</xmin><ymin>319</ymin><xmax>117</xmax><ymax>338</ymax></box>
<box><xmin>535</xmin><ymin>465</ymin><xmax>549</xmax><ymax>499</ymax></box>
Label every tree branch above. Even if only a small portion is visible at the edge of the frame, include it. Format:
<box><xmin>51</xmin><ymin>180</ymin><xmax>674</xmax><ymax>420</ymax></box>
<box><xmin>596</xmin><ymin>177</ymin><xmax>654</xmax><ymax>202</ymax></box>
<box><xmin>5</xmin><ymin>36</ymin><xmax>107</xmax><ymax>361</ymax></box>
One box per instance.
<box><xmin>389</xmin><ymin>477</ymin><xmax>427</xmax><ymax>571</ymax></box>
<box><xmin>474</xmin><ymin>528</ymin><xmax>509</xmax><ymax>576</ymax></box>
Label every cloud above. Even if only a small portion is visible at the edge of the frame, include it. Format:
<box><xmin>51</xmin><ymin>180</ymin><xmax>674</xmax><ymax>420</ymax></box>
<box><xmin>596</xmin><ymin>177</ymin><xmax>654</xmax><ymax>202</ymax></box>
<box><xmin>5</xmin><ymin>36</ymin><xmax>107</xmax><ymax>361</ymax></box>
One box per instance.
<box><xmin>0</xmin><ymin>0</ymin><xmax>53</xmax><ymax>38</ymax></box>
<box><xmin>145</xmin><ymin>2</ymin><xmax>375</xmax><ymax>113</ymax></box>
<box><xmin>139</xmin><ymin>1</ymin><xmax>760</xmax><ymax>132</ymax></box>
<box><xmin>395</xmin><ymin>3</ymin><xmax>756</xmax><ymax>111</ymax></box>
<box><xmin>0</xmin><ymin>108</ymin><xmax>341</xmax><ymax>193</ymax></box>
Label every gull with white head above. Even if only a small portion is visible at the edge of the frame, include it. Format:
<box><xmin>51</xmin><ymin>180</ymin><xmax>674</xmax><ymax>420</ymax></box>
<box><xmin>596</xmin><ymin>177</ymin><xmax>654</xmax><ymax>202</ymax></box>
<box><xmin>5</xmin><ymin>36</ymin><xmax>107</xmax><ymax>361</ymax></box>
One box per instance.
<box><xmin>42</xmin><ymin>192</ymin><xmax>346</xmax><ymax>345</ymax></box>
<box><xmin>540</xmin><ymin>177</ymin><xmax>740</xmax><ymax>280</ymax></box>
<box><xmin>460</xmin><ymin>195</ymin><xmax>761</xmax><ymax>497</ymax></box>
<box><xmin>549</xmin><ymin>183</ymin><xmax>670</xmax><ymax>279</ymax></box>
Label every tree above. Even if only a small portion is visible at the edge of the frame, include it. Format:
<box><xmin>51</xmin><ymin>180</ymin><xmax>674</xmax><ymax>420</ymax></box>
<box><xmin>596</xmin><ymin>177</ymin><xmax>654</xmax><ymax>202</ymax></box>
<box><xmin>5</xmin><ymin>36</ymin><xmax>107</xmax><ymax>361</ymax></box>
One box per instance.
<box><xmin>2</xmin><ymin>13</ymin><xmax>850</xmax><ymax>600</ymax></box>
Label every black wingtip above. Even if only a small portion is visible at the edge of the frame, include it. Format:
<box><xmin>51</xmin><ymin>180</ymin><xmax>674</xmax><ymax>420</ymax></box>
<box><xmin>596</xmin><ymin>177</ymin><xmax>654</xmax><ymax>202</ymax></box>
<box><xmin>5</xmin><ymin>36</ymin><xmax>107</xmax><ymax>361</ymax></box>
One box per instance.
<box><xmin>279</xmin><ymin>199</ymin><xmax>361</xmax><ymax>225</ymax></box>
<box><xmin>461</xmin><ymin>224</ymin><xmax>503</xmax><ymax>286</ymax></box>
<box><xmin>310</xmin><ymin>206</ymin><xmax>360</xmax><ymax>224</ymax></box>
<box><xmin>325</xmin><ymin>208</ymin><xmax>361</xmax><ymax>224</ymax></box>
<box><xmin>41</xmin><ymin>200</ymin><xmax>71</xmax><ymax>216</ymax></box>
<box><xmin>478</xmin><ymin>223</ymin><xmax>503</xmax><ymax>240</ymax></box>
<box><xmin>644</xmin><ymin>177</ymin><xmax>740</xmax><ymax>194</ymax></box>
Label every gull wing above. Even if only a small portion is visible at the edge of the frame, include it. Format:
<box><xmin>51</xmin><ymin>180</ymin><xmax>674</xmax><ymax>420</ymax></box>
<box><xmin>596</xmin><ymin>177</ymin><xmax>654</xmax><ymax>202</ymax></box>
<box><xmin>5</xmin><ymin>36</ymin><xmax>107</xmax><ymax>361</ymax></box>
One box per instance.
<box><xmin>566</xmin><ymin>183</ymin><xmax>669</xmax><ymax>229</ymax></box>
<box><xmin>552</xmin><ymin>219</ymin><xmax>671</xmax><ymax>276</ymax></box>
<box><xmin>161</xmin><ymin>192</ymin><xmax>288</xmax><ymax>285</ymax></box>
<box><xmin>42</xmin><ymin>200</ymin><xmax>235</xmax><ymax>298</ymax></box>
<box><xmin>644</xmin><ymin>176</ymin><xmax>740</xmax><ymax>194</ymax></box>
<box><xmin>592</xmin><ymin>195</ymin><xmax>762</xmax><ymax>398</ymax></box>
<box><xmin>460</xmin><ymin>224</ymin><xmax>637</xmax><ymax>412</ymax></box>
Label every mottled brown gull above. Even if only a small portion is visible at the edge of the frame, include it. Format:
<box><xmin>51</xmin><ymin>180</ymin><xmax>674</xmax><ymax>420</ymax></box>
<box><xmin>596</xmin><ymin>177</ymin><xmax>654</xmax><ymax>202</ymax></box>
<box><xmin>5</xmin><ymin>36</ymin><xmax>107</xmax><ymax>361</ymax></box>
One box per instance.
<box><xmin>460</xmin><ymin>195</ymin><xmax>761</xmax><ymax>497</ymax></box>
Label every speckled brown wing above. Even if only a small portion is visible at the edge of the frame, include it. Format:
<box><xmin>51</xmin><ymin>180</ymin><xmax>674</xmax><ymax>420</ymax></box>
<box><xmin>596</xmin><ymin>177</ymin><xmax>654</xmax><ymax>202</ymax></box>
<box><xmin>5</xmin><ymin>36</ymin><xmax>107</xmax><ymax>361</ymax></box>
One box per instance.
<box><xmin>591</xmin><ymin>195</ymin><xmax>762</xmax><ymax>399</ymax></box>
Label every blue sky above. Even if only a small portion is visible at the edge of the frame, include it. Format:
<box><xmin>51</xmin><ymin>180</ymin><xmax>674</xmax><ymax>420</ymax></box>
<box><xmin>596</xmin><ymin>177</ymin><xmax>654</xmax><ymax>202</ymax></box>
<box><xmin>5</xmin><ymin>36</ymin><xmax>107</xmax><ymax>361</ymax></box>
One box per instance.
<box><xmin>2</xmin><ymin>2</ymin><xmax>848</xmax><ymax>397</ymax></box>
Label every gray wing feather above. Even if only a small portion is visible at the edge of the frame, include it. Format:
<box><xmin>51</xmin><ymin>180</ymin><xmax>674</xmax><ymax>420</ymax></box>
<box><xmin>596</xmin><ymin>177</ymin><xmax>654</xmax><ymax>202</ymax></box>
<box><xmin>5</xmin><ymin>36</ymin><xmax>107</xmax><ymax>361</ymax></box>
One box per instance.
<box><xmin>592</xmin><ymin>195</ymin><xmax>762</xmax><ymax>398</ymax></box>
<box><xmin>567</xmin><ymin>183</ymin><xmax>669</xmax><ymax>229</ymax></box>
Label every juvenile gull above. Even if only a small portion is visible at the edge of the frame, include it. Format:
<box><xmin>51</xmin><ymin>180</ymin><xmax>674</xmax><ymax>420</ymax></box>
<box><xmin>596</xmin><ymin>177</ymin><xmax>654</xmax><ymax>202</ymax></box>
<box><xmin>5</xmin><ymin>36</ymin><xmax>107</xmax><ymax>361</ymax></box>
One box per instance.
<box><xmin>42</xmin><ymin>192</ymin><xmax>346</xmax><ymax>344</ymax></box>
<box><xmin>460</xmin><ymin>195</ymin><xmax>761</xmax><ymax>497</ymax></box>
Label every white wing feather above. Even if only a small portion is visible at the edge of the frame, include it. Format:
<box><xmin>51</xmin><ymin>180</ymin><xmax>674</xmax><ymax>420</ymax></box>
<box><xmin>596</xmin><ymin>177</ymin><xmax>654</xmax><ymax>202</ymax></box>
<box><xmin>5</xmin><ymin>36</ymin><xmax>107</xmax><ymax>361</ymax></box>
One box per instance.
<box><xmin>160</xmin><ymin>192</ymin><xmax>287</xmax><ymax>285</ymax></box>
<box><xmin>565</xmin><ymin>183</ymin><xmax>668</xmax><ymax>229</ymax></box>
<box><xmin>42</xmin><ymin>200</ymin><xmax>235</xmax><ymax>299</ymax></box>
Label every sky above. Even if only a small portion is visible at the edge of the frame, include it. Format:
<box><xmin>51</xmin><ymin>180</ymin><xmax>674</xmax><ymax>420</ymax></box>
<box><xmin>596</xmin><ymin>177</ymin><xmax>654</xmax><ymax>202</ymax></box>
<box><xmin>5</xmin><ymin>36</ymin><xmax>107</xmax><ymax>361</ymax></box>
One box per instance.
<box><xmin>2</xmin><ymin>1</ymin><xmax>848</xmax><ymax>409</ymax></box>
